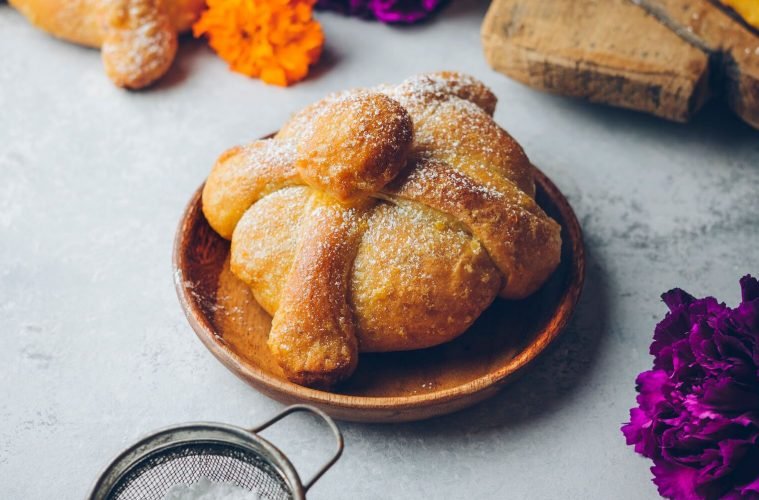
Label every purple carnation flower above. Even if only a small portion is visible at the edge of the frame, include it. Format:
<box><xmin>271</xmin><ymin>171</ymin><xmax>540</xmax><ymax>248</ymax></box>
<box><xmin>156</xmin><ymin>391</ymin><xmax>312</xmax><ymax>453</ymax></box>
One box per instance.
<box><xmin>316</xmin><ymin>0</ymin><xmax>444</xmax><ymax>24</ymax></box>
<box><xmin>622</xmin><ymin>275</ymin><xmax>759</xmax><ymax>499</ymax></box>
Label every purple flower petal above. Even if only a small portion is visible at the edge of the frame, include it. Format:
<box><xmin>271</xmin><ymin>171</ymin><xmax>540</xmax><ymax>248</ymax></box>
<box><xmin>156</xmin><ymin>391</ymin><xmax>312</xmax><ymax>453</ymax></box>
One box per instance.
<box><xmin>741</xmin><ymin>476</ymin><xmax>759</xmax><ymax>494</ymax></box>
<box><xmin>636</xmin><ymin>370</ymin><xmax>669</xmax><ymax>412</ymax></box>
<box><xmin>622</xmin><ymin>275</ymin><xmax>759</xmax><ymax>499</ymax></box>
<box><xmin>623</xmin><ymin>407</ymin><xmax>665</xmax><ymax>458</ymax></box>
<box><xmin>652</xmin><ymin>461</ymin><xmax>701</xmax><ymax>500</ymax></box>
<box><xmin>662</xmin><ymin>288</ymin><xmax>696</xmax><ymax>311</ymax></box>
<box><xmin>317</xmin><ymin>0</ymin><xmax>445</xmax><ymax>23</ymax></box>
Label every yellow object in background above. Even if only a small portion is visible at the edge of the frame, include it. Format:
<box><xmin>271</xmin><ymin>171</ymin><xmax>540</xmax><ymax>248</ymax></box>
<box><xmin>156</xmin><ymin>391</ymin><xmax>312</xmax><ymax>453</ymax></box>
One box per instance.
<box><xmin>720</xmin><ymin>0</ymin><xmax>759</xmax><ymax>29</ymax></box>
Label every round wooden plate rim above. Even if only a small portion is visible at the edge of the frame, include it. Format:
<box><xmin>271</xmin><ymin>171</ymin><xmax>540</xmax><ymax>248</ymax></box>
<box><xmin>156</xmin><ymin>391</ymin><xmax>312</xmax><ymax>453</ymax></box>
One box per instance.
<box><xmin>173</xmin><ymin>164</ymin><xmax>585</xmax><ymax>412</ymax></box>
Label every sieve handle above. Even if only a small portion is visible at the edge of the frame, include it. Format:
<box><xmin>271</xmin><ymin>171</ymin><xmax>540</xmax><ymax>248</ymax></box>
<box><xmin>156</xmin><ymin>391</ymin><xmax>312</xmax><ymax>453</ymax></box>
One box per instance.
<box><xmin>250</xmin><ymin>404</ymin><xmax>344</xmax><ymax>492</ymax></box>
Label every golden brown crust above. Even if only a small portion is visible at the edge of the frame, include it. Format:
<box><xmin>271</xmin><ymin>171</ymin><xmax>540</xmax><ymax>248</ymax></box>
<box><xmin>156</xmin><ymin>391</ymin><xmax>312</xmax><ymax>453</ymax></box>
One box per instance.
<box><xmin>393</xmin><ymin>72</ymin><xmax>498</xmax><ymax>116</ymax></box>
<box><xmin>9</xmin><ymin>0</ymin><xmax>204</xmax><ymax>88</ymax></box>
<box><xmin>9</xmin><ymin>0</ymin><xmax>104</xmax><ymax>47</ymax></box>
<box><xmin>295</xmin><ymin>92</ymin><xmax>413</xmax><ymax>202</ymax></box>
<box><xmin>411</xmin><ymin>97</ymin><xmax>535</xmax><ymax>198</ymax></box>
<box><xmin>267</xmin><ymin>195</ymin><xmax>370</xmax><ymax>388</ymax></box>
<box><xmin>202</xmin><ymin>140</ymin><xmax>301</xmax><ymax>240</ymax></box>
<box><xmin>384</xmin><ymin>157</ymin><xmax>561</xmax><ymax>299</ymax></box>
<box><xmin>101</xmin><ymin>0</ymin><xmax>178</xmax><ymax>89</ymax></box>
<box><xmin>379</xmin><ymin>75</ymin><xmax>533</xmax><ymax>197</ymax></box>
<box><xmin>431</xmin><ymin>71</ymin><xmax>498</xmax><ymax>115</ymax></box>
<box><xmin>351</xmin><ymin>200</ymin><xmax>502</xmax><ymax>352</ymax></box>
<box><xmin>230</xmin><ymin>188</ymin><xmax>504</xmax><ymax>354</ymax></box>
<box><xmin>276</xmin><ymin>90</ymin><xmax>355</xmax><ymax>142</ymax></box>
<box><xmin>202</xmin><ymin>72</ymin><xmax>562</xmax><ymax>388</ymax></box>
<box><xmin>230</xmin><ymin>186</ymin><xmax>310</xmax><ymax>315</ymax></box>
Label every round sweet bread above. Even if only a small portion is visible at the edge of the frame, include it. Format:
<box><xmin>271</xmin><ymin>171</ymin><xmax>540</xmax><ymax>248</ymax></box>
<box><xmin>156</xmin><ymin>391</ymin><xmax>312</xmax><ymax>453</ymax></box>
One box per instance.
<box><xmin>202</xmin><ymin>72</ymin><xmax>562</xmax><ymax>388</ymax></box>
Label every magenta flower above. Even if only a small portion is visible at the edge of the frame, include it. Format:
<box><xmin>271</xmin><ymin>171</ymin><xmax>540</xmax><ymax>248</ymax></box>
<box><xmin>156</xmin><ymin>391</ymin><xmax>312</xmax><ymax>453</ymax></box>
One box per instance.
<box><xmin>622</xmin><ymin>275</ymin><xmax>759</xmax><ymax>499</ymax></box>
<box><xmin>316</xmin><ymin>0</ymin><xmax>445</xmax><ymax>24</ymax></box>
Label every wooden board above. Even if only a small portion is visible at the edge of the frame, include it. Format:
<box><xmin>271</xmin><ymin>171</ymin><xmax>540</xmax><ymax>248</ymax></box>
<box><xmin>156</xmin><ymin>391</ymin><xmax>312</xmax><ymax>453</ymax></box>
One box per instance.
<box><xmin>636</xmin><ymin>0</ymin><xmax>759</xmax><ymax>128</ymax></box>
<box><xmin>481</xmin><ymin>0</ymin><xmax>759</xmax><ymax>129</ymax></box>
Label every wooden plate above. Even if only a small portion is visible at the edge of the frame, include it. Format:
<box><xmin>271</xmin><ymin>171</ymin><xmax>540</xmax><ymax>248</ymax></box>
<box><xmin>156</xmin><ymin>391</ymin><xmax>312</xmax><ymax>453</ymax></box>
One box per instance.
<box><xmin>173</xmin><ymin>166</ymin><xmax>585</xmax><ymax>423</ymax></box>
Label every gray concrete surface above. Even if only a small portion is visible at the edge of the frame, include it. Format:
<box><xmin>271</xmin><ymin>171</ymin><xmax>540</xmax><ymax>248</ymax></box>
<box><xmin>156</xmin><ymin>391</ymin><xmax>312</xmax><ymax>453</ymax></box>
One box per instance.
<box><xmin>1</xmin><ymin>1</ymin><xmax>758</xmax><ymax>498</ymax></box>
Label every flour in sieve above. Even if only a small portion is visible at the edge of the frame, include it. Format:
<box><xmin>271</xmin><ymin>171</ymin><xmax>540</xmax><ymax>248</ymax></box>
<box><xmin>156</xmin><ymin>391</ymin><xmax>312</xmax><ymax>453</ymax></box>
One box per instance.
<box><xmin>162</xmin><ymin>478</ymin><xmax>262</xmax><ymax>500</ymax></box>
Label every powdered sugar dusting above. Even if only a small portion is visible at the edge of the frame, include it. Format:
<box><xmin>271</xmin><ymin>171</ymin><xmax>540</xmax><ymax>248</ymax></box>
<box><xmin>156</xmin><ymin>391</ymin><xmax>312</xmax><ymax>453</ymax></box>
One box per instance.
<box><xmin>292</xmin><ymin>91</ymin><xmax>413</xmax><ymax>200</ymax></box>
<box><xmin>241</xmin><ymin>139</ymin><xmax>297</xmax><ymax>174</ymax></box>
<box><xmin>206</xmin><ymin>72</ymin><xmax>561</xmax><ymax>377</ymax></box>
<box><xmin>379</xmin><ymin>74</ymin><xmax>534</xmax><ymax>196</ymax></box>
<box><xmin>377</xmin><ymin>71</ymin><xmax>497</xmax><ymax>116</ymax></box>
<box><xmin>101</xmin><ymin>0</ymin><xmax>177</xmax><ymax>87</ymax></box>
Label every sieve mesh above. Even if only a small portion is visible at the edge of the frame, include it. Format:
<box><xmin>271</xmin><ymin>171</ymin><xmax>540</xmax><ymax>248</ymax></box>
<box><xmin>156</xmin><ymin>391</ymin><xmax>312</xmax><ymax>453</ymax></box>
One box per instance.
<box><xmin>107</xmin><ymin>442</ymin><xmax>293</xmax><ymax>500</ymax></box>
<box><xmin>90</xmin><ymin>406</ymin><xmax>342</xmax><ymax>500</ymax></box>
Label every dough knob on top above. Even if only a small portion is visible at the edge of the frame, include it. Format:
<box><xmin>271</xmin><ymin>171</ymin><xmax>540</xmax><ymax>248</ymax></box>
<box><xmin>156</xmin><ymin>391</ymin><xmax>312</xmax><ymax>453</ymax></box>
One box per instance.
<box><xmin>295</xmin><ymin>92</ymin><xmax>414</xmax><ymax>202</ymax></box>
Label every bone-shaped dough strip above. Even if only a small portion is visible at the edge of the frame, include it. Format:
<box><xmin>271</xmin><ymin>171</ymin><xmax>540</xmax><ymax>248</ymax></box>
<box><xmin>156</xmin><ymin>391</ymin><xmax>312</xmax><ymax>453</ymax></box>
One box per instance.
<box><xmin>267</xmin><ymin>195</ymin><xmax>371</xmax><ymax>388</ymax></box>
<box><xmin>202</xmin><ymin>140</ymin><xmax>303</xmax><ymax>239</ymax></box>
<box><xmin>384</xmin><ymin>157</ymin><xmax>561</xmax><ymax>299</ymax></box>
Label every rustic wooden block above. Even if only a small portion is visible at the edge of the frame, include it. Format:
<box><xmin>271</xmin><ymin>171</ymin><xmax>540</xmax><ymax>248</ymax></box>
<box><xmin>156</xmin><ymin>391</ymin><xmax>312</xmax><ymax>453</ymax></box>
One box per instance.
<box><xmin>636</xmin><ymin>0</ymin><xmax>759</xmax><ymax>128</ymax></box>
<box><xmin>481</xmin><ymin>0</ymin><xmax>759</xmax><ymax>129</ymax></box>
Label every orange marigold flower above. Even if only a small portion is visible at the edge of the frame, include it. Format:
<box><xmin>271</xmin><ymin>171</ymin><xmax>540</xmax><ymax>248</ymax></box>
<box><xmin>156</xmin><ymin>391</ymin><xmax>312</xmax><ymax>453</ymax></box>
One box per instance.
<box><xmin>193</xmin><ymin>0</ymin><xmax>324</xmax><ymax>86</ymax></box>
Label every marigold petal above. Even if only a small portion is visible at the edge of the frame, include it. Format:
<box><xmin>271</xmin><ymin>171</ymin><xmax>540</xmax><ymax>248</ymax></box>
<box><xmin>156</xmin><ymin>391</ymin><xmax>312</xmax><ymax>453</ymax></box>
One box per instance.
<box><xmin>261</xmin><ymin>65</ymin><xmax>288</xmax><ymax>85</ymax></box>
<box><xmin>193</xmin><ymin>0</ymin><xmax>324</xmax><ymax>86</ymax></box>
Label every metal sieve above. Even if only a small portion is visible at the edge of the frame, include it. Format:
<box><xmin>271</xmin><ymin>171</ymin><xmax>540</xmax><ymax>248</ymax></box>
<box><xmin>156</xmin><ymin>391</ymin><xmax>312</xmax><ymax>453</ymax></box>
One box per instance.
<box><xmin>88</xmin><ymin>405</ymin><xmax>343</xmax><ymax>500</ymax></box>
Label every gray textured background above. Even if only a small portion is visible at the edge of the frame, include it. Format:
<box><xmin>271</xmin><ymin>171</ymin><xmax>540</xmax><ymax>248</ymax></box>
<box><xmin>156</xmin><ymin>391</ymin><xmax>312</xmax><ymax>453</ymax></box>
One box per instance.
<box><xmin>1</xmin><ymin>1</ymin><xmax>758</xmax><ymax>498</ymax></box>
